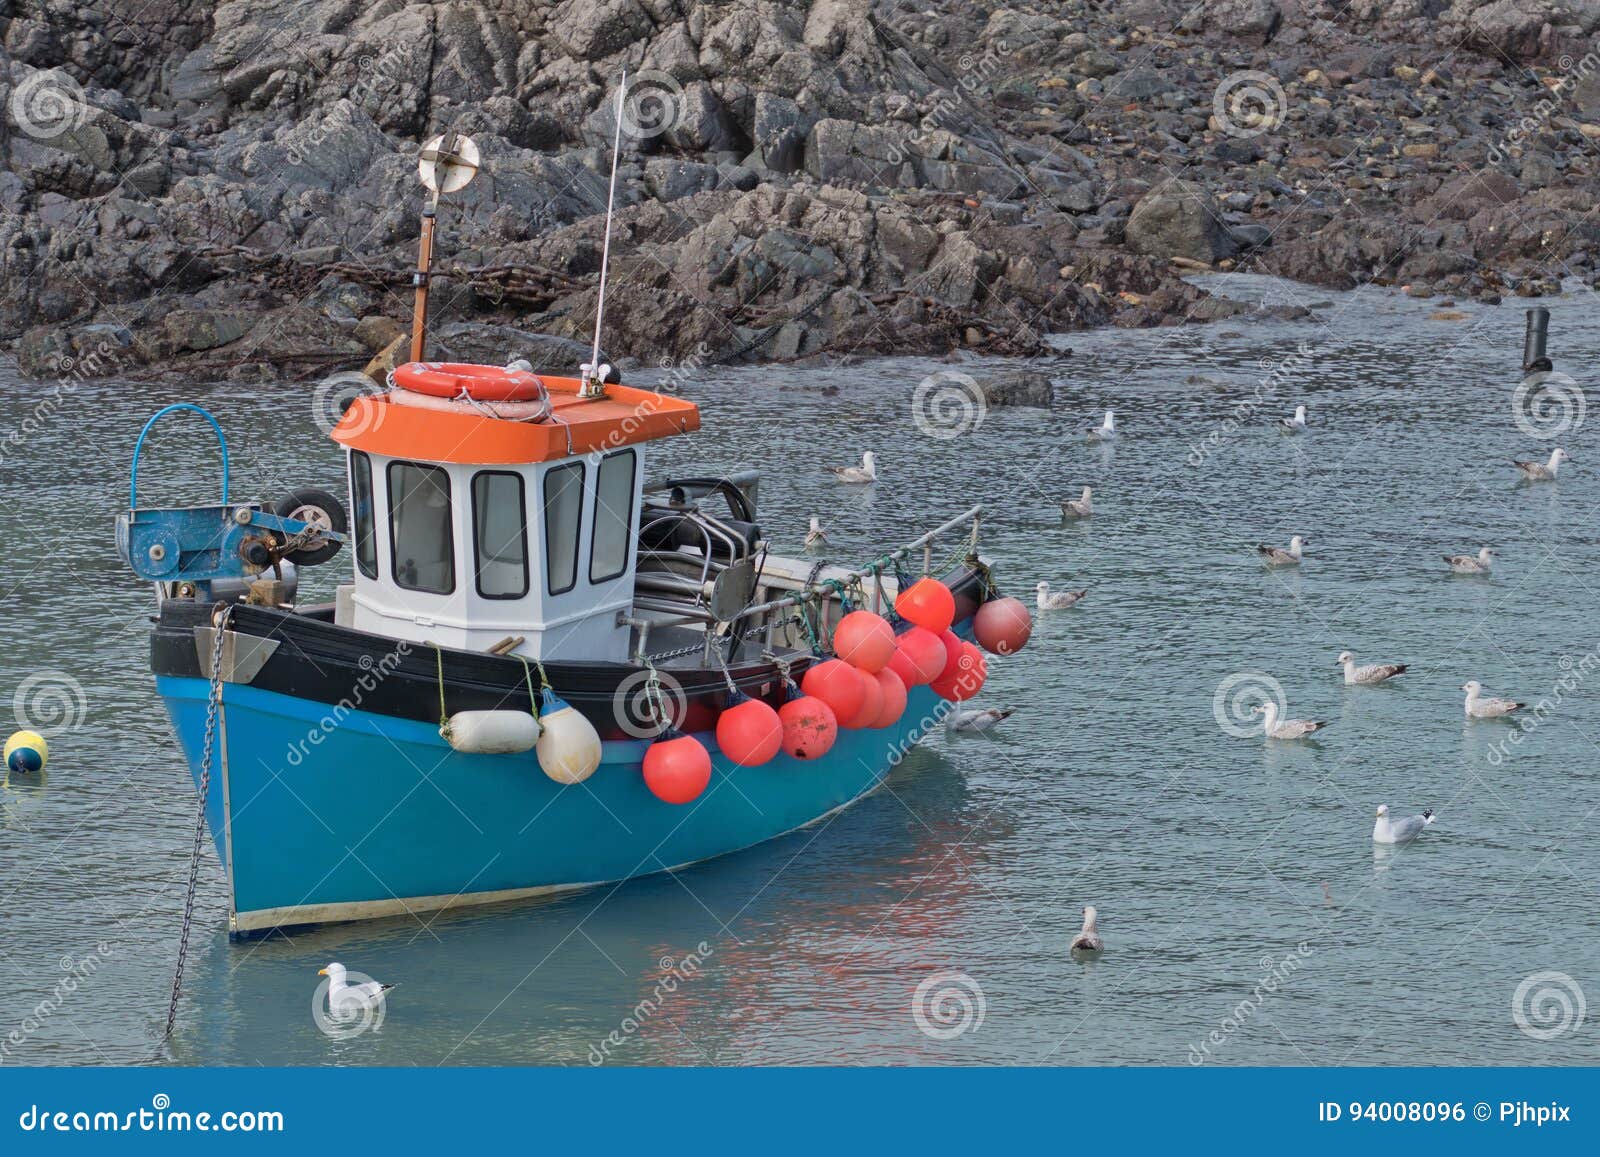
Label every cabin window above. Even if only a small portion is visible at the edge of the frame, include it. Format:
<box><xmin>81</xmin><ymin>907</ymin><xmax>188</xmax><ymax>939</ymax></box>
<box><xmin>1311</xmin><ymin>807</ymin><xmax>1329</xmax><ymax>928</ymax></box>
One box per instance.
<box><xmin>543</xmin><ymin>461</ymin><xmax>585</xmax><ymax>595</ymax></box>
<box><xmin>350</xmin><ymin>451</ymin><xmax>377</xmax><ymax>579</ymax></box>
<box><xmin>472</xmin><ymin>471</ymin><xmax>529</xmax><ymax>599</ymax></box>
<box><xmin>590</xmin><ymin>450</ymin><xmax>636</xmax><ymax>584</ymax></box>
<box><xmin>388</xmin><ymin>461</ymin><xmax>455</xmax><ymax>594</ymax></box>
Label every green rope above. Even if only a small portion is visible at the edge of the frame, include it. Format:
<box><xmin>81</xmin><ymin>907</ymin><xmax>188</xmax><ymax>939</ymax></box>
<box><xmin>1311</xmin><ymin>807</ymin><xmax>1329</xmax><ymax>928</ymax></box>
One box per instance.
<box><xmin>431</xmin><ymin>644</ymin><xmax>451</xmax><ymax>741</ymax></box>
<box><xmin>516</xmin><ymin>655</ymin><xmax>544</xmax><ymax>736</ymax></box>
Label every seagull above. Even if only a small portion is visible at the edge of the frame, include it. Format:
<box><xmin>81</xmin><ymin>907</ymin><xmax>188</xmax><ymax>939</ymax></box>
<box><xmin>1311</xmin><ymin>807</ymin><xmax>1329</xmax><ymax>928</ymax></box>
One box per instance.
<box><xmin>1337</xmin><ymin>650</ymin><xmax>1407</xmax><ymax>685</ymax></box>
<box><xmin>1443</xmin><ymin>546</ymin><xmax>1495</xmax><ymax>574</ymax></box>
<box><xmin>946</xmin><ymin>707</ymin><xmax>1014</xmax><ymax>733</ymax></box>
<box><xmin>1087</xmin><ymin>409</ymin><xmax>1117</xmax><ymax>442</ymax></box>
<box><xmin>1513</xmin><ymin>447</ymin><xmax>1571</xmax><ymax>480</ymax></box>
<box><xmin>803</xmin><ymin>516</ymin><xmax>828</xmax><ymax>548</ymax></box>
<box><xmin>1251</xmin><ymin>701</ymin><xmax>1329</xmax><ymax>740</ymax></box>
<box><xmin>1281</xmin><ymin>404</ymin><xmax>1308</xmax><ymax>432</ymax></box>
<box><xmin>317</xmin><ymin>962</ymin><xmax>395</xmax><ymax>1011</ymax></box>
<box><xmin>1069</xmin><ymin>905</ymin><xmax>1104</xmax><ymax>953</ymax></box>
<box><xmin>1060</xmin><ymin>486</ymin><xmax>1093</xmax><ymax>519</ymax></box>
<box><xmin>1462</xmin><ymin>679</ymin><xmax>1525</xmax><ymax>718</ymax></box>
<box><xmin>1372</xmin><ymin>804</ymin><xmax>1435</xmax><ymax>844</ymax></box>
<box><xmin>1256</xmin><ymin>535</ymin><xmax>1306</xmax><ymax>567</ymax></box>
<box><xmin>829</xmin><ymin>451</ymin><xmax>877</xmax><ymax>483</ymax></box>
<box><xmin>1035</xmin><ymin>581</ymin><xmax>1087</xmax><ymax>609</ymax></box>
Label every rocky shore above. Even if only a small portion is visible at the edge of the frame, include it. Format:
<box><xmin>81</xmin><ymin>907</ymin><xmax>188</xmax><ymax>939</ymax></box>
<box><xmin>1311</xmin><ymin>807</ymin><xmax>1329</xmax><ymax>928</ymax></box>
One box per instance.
<box><xmin>3</xmin><ymin>0</ymin><xmax>1599</xmax><ymax>382</ymax></box>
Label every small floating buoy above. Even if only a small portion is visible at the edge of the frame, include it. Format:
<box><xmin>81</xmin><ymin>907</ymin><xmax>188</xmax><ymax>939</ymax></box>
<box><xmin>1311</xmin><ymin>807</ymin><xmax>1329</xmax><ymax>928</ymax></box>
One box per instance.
<box><xmin>890</xmin><ymin>625</ymin><xmax>946</xmax><ymax>686</ymax></box>
<box><xmin>973</xmin><ymin>596</ymin><xmax>1033</xmax><ymax>656</ymax></box>
<box><xmin>445</xmin><ymin>710</ymin><xmax>539</xmax><ymax>755</ymax></box>
<box><xmin>833</xmin><ymin>610</ymin><xmax>896</xmax><ymax>673</ymax></box>
<box><xmin>642</xmin><ymin>730</ymin><xmax>712</xmax><ymax>804</ymax></box>
<box><xmin>932</xmin><ymin>641</ymin><xmax>987</xmax><ymax>702</ymax></box>
<box><xmin>778</xmin><ymin>689</ymin><xmax>837</xmax><ymax>760</ymax></box>
<box><xmin>714</xmin><ymin>692</ymin><xmax>783</xmax><ymax>767</ymax></box>
<box><xmin>800</xmin><ymin>659</ymin><xmax>866</xmax><ymax>725</ymax></box>
<box><xmin>535</xmin><ymin>688</ymin><xmax>601</xmax><ymax>784</ymax></box>
<box><xmin>869</xmin><ymin>668</ymin><xmax>907</xmax><ymax>728</ymax></box>
<box><xmin>4</xmin><ymin>730</ymin><xmax>47</xmax><ymax>773</ymax></box>
<box><xmin>895</xmin><ymin>577</ymin><xmax>956</xmax><ymax>634</ymax></box>
<box><xmin>839</xmin><ymin>665</ymin><xmax>883</xmax><ymax>729</ymax></box>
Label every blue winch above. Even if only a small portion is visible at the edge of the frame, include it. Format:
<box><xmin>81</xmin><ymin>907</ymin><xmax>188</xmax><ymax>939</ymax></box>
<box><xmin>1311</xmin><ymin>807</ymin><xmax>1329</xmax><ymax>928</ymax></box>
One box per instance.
<box><xmin>116</xmin><ymin>404</ymin><xmax>349</xmax><ymax>599</ymax></box>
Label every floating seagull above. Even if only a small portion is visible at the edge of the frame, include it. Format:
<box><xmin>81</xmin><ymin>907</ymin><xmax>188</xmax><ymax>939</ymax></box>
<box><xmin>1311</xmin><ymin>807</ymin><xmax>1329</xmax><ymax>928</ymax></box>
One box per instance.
<box><xmin>1372</xmin><ymin>804</ymin><xmax>1435</xmax><ymax>844</ymax></box>
<box><xmin>318</xmin><ymin>962</ymin><xmax>395</xmax><ymax>1011</ymax></box>
<box><xmin>1069</xmin><ymin>905</ymin><xmax>1104</xmax><ymax>953</ymax></box>
<box><xmin>1337</xmin><ymin>650</ymin><xmax>1407</xmax><ymax>685</ymax></box>
<box><xmin>1281</xmin><ymin>404</ymin><xmax>1308</xmax><ymax>432</ymax></box>
<box><xmin>1443</xmin><ymin>546</ymin><xmax>1495</xmax><ymax>574</ymax></box>
<box><xmin>946</xmin><ymin>706</ymin><xmax>1014</xmax><ymax>733</ymax></box>
<box><xmin>1462</xmin><ymin>679</ymin><xmax>1525</xmax><ymax>719</ymax></box>
<box><xmin>1060</xmin><ymin>486</ymin><xmax>1093</xmax><ymax>519</ymax></box>
<box><xmin>1251</xmin><ymin>701</ymin><xmax>1329</xmax><ymax>740</ymax></box>
<box><xmin>1256</xmin><ymin>535</ymin><xmax>1306</xmax><ymax>567</ymax></box>
<box><xmin>1087</xmin><ymin>409</ymin><xmax>1117</xmax><ymax>442</ymax></box>
<box><xmin>1513</xmin><ymin>447</ymin><xmax>1571</xmax><ymax>481</ymax></box>
<box><xmin>803</xmin><ymin>516</ymin><xmax>828</xmax><ymax>549</ymax></box>
<box><xmin>1036</xmin><ymin>581</ymin><xmax>1087</xmax><ymax>609</ymax></box>
<box><xmin>829</xmin><ymin>451</ymin><xmax>877</xmax><ymax>483</ymax></box>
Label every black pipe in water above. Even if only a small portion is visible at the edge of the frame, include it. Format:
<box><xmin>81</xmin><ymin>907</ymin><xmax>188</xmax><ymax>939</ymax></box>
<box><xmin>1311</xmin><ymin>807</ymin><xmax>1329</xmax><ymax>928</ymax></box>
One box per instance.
<box><xmin>1523</xmin><ymin>307</ymin><xmax>1552</xmax><ymax>374</ymax></box>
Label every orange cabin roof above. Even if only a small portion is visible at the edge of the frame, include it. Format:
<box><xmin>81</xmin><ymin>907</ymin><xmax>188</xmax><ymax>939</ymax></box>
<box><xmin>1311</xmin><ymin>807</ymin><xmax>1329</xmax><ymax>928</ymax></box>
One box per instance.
<box><xmin>331</xmin><ymin>375</ymin><xmax>701</xmax><ymax>465</ymax></box>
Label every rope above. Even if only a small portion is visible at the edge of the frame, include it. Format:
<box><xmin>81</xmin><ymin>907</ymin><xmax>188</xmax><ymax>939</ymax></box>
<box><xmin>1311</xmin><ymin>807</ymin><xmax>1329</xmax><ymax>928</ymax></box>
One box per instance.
<box><xmin>516</xmin><ymin>656</ymin><xmax>544</xmax><ymax>735</ymax></box>
<box><xmin>431</xmin><ymin>645</ymin><xmax>450</xmax><ymax>740</ymax></box>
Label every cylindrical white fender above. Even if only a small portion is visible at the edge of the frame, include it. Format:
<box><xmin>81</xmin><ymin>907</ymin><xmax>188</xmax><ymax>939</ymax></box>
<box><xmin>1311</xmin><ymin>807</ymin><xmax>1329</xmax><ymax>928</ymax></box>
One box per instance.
<box><xmin>446</xmin><ymin>710</ymin><xmax>540</xmax><ymax>755</ymax></box>
<box><xmin>536</xmin><ymin>697</ymin><xmax>602</xmax><ymax>785</ymax></box>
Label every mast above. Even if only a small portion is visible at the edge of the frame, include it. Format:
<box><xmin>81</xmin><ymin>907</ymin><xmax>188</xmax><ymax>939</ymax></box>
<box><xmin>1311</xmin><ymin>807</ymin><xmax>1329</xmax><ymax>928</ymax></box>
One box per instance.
<box><xmin>410</xmin><ymin>133</ymin><xmax>480</xmax><ymax>364</ymax></box>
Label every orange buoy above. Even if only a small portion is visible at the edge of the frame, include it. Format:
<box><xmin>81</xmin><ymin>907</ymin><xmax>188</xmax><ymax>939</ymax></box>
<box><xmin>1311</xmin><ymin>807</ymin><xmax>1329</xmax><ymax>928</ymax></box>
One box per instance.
<box><xmin>833</xmin><ymin>609</ymin><xmax>896</xmax><ymax>673</ymax></box>
<box><xmin>870</xmin><ymin>668</ymin><xmax>908</xmax><ymax>728</ymax></box>
<box><xmin>839</xmin><ymin>665</ymin><xmax>883</xmax><ymax>728</ymax></box>
<box><xmin>932</xmin><ymin>641</ymin><xmax>988</xmax><ymax>701</ymax></box>
<box><xmin>893</xmin><ymin>626</ymin><xmax>947</xmax><ymax>685</ymax></box>
<box><xmin>895</xmin><ymin>576</ymin><xmax>956</xmax><ymax>634</ymax></box>
<box><xmin>715</xmin><ymin>694</ymin><xmax>784</xmax><ymax>767</ymax></box>
<box><xmin>936</xmin><ymin>628</ymin><xmax>964</xmax><ymax>678</ymax></box>
<box><xmin>778</xmin><ymin>691</ymin><xmax>838</xmax><ymax>759</ymax></box>
<box><xmin>973</xmin><ymin>596</ymin><xmax>1033</xmax><ymax>655</ymax></box>
<box><xmin>801</xmin><ymin>658</ymin><xmax>866</xmax><ymax>723</ymax></box>
<box><xmin>642</xmin><ymin>731</ymin><xmax>713</xmax><ymax>804</ymax></box>
<box><xmin>392</xmin><ymin>361</ymin><xmax>547</xmax><ymax>402</ymax></box>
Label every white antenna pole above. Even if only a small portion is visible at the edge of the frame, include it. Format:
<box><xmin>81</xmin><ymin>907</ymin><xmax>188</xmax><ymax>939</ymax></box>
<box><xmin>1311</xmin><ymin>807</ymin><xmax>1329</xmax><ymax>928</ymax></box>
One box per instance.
<box><xmin>583</xmin><ymin>71</ymin><xmax>626</xmax><ymax>398</ymax></box>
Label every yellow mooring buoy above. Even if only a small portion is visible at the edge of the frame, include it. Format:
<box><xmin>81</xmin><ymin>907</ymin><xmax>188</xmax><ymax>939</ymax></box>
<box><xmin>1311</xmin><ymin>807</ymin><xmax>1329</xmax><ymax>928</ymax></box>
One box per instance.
<box><xmin>4</xmin><ymin>730</ymin><xmax>48</xmax><ymax>773</ymax></box>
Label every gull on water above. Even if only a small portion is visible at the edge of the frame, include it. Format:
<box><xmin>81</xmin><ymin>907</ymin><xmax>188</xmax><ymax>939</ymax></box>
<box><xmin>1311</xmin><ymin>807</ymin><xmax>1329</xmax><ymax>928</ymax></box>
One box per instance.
<box><xmin>1281</xmin><ymin>404</ymin><xmax>1308</xmax><ymax>432</ymax></box>
<box><xmin>318</xmin><ymin>962</ymin><xmax>395</xmax><ymax>1011</ymax></box>
<box><xmin>946</xmin><ymin>707</ymin><xmax>1014</xmax><ymax>733</ymax></box>
<box><xmin>1337</xmin><ymin>651</ymin><xmax>1407</xmax><ymax>685</ymax></box>
<box><xmin>1060</xmin><ymin>486</ymin><xmax>1094</xmax><ymax>519</ymax></box>
<box><xmin>1087</xmin><ymin>409</ymin><xmax>1117</xmax><ymax>442</ymax></box>
<box><xmin>803</xmin><ymin>516</ymin><xmax>828</xmax><ymax>548</ymax></box>
<box><xmin>1256</xmin><ymin>535</ymin><xmax>1306</xmax><ymax>567</ymax></box>
<box><xmin>1069</xmin><ymin>905</ymin><xmax>1104</xmax><ymax>953</ymax></box>
<box><xmin>1513</xmin><ymin>447</ymin><xmax>1571</xmax><ymax>481</ymax></box>
<box><xmin>1462</xmin><ymin>679</ymin><xmax>1525</xmax><ymax>719</ymax></box>
<box><xmin>1372</xmin><ymin>804</ymin><xmax>1435</xmax><ymax>844</ymax></box>
<box><xmin>829</xmin><ymin>451</ymin><xmax>877</xmax><ymax>483</ymax></box>
<box><xmin>1443</xmin><ymin>547</ymin><xmax>1495</xmax><ymax>574</ymax></box>
<box><xmin>1036</xmin><ymin>581</ymin><xmax>1087</xmax><ymax>610</ymax></box>
<box><xmin>1252</xmin><ymin>701</ymin><xmax>1329</xmax><ymax>740</ymax></box>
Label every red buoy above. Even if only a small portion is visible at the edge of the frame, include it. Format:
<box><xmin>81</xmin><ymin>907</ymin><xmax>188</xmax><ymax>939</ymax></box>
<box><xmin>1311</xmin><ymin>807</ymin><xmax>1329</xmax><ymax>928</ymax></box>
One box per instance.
<box><xmin>801</xmin><ymin>659</ymin><xmax>866</xmax><ymax>723</ymax></box>
<box><xmin>778</xmin><ymin>693</ymin><xmax>838</xmax><ymax>759</ymax></box>
<box><xmin>895</xmin><ymin>577</ymin><xmax>956</xmax><ymax>634</ymax></box>
<box><xmin>870</xmin><ymin>668</ymin><xmax>908</xmax><ymax>728</ymax></box>
<box><xmin>642</xmin><ymin>732</ymin><xmax>713</xmax><ymax>804</ymax></box>
<box><xmin>973</xmin><ymin>596</ymin><xmax>1033</xmax><ymax>655</ymax></box>
<box><xmin>833</xmin><ymin>610</ymin><xmax>896</xmax><ymax>674</ymax></box>
<box><xmin>937</xmin><ymin>628</ymin><xmax>964</xmax><ymax>678</ymax></box>
<box><xmin>894</xmin><ymin>625</ymin><xmax>947</xmax><ymax>685</ymax></box>
<box><xmin>839</xmin><ymin>665</ymin><xmax>883</xmax><ymax>728</ymax></box>
<box><xmin>932</xmin><ymin>641</ymin><xmax>988</xmax><ymax>701</ymax></box>
<box><xmin>715</xmin><ymin>695</ymin><xmax>784</xmax><ymax>767</ymax></box>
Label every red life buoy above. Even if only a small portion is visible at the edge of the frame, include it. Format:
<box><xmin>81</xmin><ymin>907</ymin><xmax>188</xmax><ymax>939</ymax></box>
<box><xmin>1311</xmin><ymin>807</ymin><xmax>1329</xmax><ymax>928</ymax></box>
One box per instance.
<box><xmin>392</xmin><ymin>362</ymin><xmax>547</xmax><ymax>403</ymax></box>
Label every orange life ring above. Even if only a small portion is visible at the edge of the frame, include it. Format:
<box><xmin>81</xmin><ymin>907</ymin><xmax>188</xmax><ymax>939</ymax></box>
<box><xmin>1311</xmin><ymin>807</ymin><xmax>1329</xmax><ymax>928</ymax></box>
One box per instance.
<box><xmin>392</xmin><ymin>361</ymin><xmax>547</xmax><ymax>403</ymax></box>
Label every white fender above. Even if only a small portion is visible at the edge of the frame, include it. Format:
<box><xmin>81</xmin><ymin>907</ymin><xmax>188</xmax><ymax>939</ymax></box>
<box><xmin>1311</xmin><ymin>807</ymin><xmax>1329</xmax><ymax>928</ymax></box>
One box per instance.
<box><xmin>446</xmin><ymin>710</ymin><xmax>540</xmax><ymax>755</ymax></box>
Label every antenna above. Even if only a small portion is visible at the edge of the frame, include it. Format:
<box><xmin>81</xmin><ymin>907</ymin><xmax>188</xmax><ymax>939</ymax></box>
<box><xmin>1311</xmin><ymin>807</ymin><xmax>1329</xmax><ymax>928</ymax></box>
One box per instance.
<box><xmin>581</xmin><ymin>72</ymin><xmax>626</xmax><ymax>399</ymax></box>
<box><xmin>410</xmin><ymin>132</ymin><xmax>480</xmax><ymax>364</ymax></box>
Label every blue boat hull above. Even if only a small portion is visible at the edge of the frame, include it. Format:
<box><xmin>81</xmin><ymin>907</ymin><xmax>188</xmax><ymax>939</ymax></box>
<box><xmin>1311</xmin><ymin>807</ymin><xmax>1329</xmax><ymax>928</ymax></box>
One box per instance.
<box><xmin>157</xmin><ymin>674</ymin><xmax>950</xmax><ymax>932</ymax></box>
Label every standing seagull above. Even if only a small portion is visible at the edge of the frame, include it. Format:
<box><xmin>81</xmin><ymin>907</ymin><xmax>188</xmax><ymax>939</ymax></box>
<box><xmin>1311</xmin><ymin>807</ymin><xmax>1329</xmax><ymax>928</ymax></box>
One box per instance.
<box><xmin>829</xmin><ymin>451</ymin><xmax>877</xmax><ymax>483</ymax></box>
<box><xmin>1069</xmin><ymin>905</ymin><xmax>1104</xmax><ymax>953</ymax></box>
<box><xmin>1337</xmin><ymin>651</ymin><xmax>1407</xmax><ymax>685</ymax></box>
<box><xmin>803</xmin><ymin>516</ymin><xmax>828</xmax><ymax>549</ymax></box>
<box><xmin>1443</xmin><ymin>546</ymin><xmax>1495</xmax><ymax>575</ymax></box>
<box><xmin>1251</xmin><ymin>701</ymin><xmax>1329</xmax><ymax>740</ymax></box>
<box><xmin>1087</xmin><ymin>409</ymin><xmax>1117</xmax><ymax>442</ymax></box>
<box><xmin>1256</xmin><ymin>535</ymin><xmax>1307</xmax><ymax>567</ymax></box>
<box><xmin>1060</xmin><ymin>486</ymin><xmax>1093</xmax><ymax>519</ymax></box>
<box><xmin>1462</xmin><ymin>680</ymin><xmax>1525</xmax><ymax>719</ymax></box>
<box><xmin>946</xmin><ymin>707</ymin><xmax>1014</xmax><ymax>734</ymax></box>
<box><xmin>1281</xmin><ymin>404</ymin><xmax>1308</xmax><ymax>432</ymax></box>
<box><xmin>317</xmin><ymin>962</ymin><xmax>395</xmax><ymax>1011</ymax></box>
<box><xmin>1372</xmin><ymin>804</ymin><xmax>1435</xmax><ymax>845</ymax></box>
<box><xmin>1036</xmin><ymin>581</ymin><xmax>1087</xmax><ymax>609</ymax></box>
<box><xmin>1513</xmin><ymin>447</ymin><xmax>1571</xmax><ymax>481</ymax></box>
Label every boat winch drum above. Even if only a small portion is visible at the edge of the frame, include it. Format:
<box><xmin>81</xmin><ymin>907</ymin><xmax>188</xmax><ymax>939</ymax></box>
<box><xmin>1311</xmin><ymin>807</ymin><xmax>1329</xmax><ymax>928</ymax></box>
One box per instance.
<box><xmin>392</xmin><ymin>361</ymin><xmax>548</xmax><ymax>403</ymax></box>
<box><xmin>445</xmin><ymin>710</ymin><xmax>540</xmax><ymax>755</ymax></box>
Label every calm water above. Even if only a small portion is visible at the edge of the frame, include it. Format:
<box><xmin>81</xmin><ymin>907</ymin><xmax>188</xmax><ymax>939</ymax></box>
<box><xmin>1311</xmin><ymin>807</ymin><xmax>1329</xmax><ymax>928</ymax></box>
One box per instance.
<box><xmin>2</xmin><ymin>276</ymin><xmax>1596</xmax><ymax>1066</ymax></box>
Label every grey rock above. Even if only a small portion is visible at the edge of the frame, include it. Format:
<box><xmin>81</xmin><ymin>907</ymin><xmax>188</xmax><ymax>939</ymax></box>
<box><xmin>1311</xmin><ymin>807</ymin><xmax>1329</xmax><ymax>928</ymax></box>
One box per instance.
<box><xmin>1125</xmin><ymin>180</ymin><xmax>1240</xmax><ymax>263</ymax></box>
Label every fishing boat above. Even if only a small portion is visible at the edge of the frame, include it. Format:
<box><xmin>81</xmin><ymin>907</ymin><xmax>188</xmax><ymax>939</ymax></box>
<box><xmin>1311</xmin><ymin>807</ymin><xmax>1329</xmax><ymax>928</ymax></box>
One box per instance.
<box><xmin>116</xmin><ymin>111</ymin><xmax>1033</xmax><ymax>936</ymax></box>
